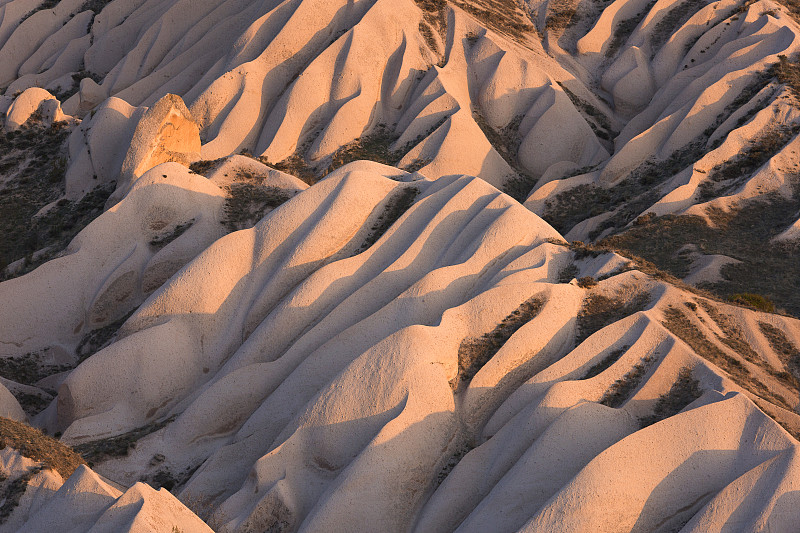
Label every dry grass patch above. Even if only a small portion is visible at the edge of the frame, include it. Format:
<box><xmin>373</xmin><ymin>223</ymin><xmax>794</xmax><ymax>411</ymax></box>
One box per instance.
<box><xmin>546</xmin><ymin>0</ymin><xmax>580</xmax><ymax>32</ymax></box>
<box><xmin>222</xmin><ymin>184</ymin><xmax>291</xmax><ymax>232</ymax></box>
<box><xmin>698</xmin><ymin>125</ymin><xmax>799</xmax><ymax>202</ymax></box>
<box><xmin>471</xmin><ymin>111</ymin><xmax>536</xmax><ymax>201</ymax></box>
<box><xmin>557</xmin><ymin>85</ymin><xmax>616</xmax><ymax>142</ymax></box>
<box><xmin>454</xmin><ymin>296</ymin><xmax>546</xmax><ymax>389</ymax></box>
<box><xmin>603</xmin><ymin>191</ymin><xmax>800</xmax><ymax>316</ymax></box>
<box><xmin>75</xmin><ymin>416</ymin><xmax>175</xmax><ymax>466</ymax></box>
<box><xmin>354</xmin><ymin>187</ymin><xmax>419</xmax><ymax>254</ymax></box>
<box><xmin>599</xmin><ymin>355</ymin><xmax>655</xmax><ymax>407</ymax></box>
<box><xmin>581</xmin><ymin>346</ymin><xmax>629</xmax><ymax>379</ymax></box>
<box><xmin>576</xmin><ymin>290</ymin><xmax>650</xmax><ymax>345</ymax></box>
<box><xmin>662</xmin><ymin>306</ymin><xmax>793</xmax><ymax>410</ymax></box>
<box><xmin>452</xmin><ymin>0</ymin><xmax>536</xmax><ymax>43</ymax></box>
<box><xmin>188</xmin><ymin>158</ymin><xmax>225</xmax><ymax>176</ymax></box>
<box><xmin>775</xmin><ymin>54</ymin><xmax>800</xmax><ymax>96</ymax></box>
<box><xmin>414</xmin><ymin>0</ymin><xmax>447</xmax><ymax>55</ymax></box>
<box><xmin>0</xmin><ymin>417</ymin><xmax>85</xmax><ymax>478</ymax></box>
<box><xmin>0</xmin><ymin>121</ymin><xmax>114</xmax><ymax>280</ymax></box>
<box><xmin>728</xmin><ymin>293</ymin><xmax>776</xmax><ymax>313</ymax></box>
<box><xmin>639</xmin><ymin>367</ymin><xmax>703</xmax><ymax>427</ymax></box>
<box><xmin>648</xmin><ymin>0</ymin><xmax>707</xmax><ymax>53</ymax></box>
<box><xmin>543</xmin><ymin>70</ymin><xmax>777</xmax><ymax>240</ymax></box>
<box><xmin>759</xmin><ymin>322</ymin><xmax>800</xmax><ymax>386</ymax></box>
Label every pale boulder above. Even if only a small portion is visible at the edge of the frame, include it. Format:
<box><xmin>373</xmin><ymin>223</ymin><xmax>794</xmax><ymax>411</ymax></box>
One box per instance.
<box><xmin>118</xmin><ymin>93</ymin><xmax>201</xmax><ymax>194</ymax></box>
<box><xmin>4</xmin><ymin>87</ymin><xmax>66</xmax><ymax>131</ymax></box>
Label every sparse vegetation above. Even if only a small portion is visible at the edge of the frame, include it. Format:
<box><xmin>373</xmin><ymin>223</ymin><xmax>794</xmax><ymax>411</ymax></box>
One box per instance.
<box><xmin>602</xmin><ymin>191</ymin><xmax>800</xmax><ymax>316</ymax></box>
<box><xmin>0</xmin><ymin>468</ymin><xmax>39</xmax><ymax>523</ymax></box>
<box><xmin>581</xmin><ymin>346</ymin><xmax>628</xmax><ymax>379</ymax></box>
<box><xmin>16</xmin><ymin>393</ymin><xmax>51</xmax><ymax>417</ymax></box>
<box><xmin>662</xmin><ymin>306</ymin><xmax>792</xmax><ymax>410</ymax></box>
<box><xmin>664</xmin><ymin>305</ymin><xmax>744</xmax><ymax>377</ymax></box>
<box><xmin>451</xmin><ymin>0</ymin><xmax>536</xmax><ymax>42</ymax></box>
<box><xmin>0</xmin><ymin>352</ymin><xmax>71</xmax><ymax>387</ymax></box>
<box><xmin>80</xmin><ymin>0</ymin><xmax>115</xmax><ymax>22</ymax></box>
<box><xmin>53</xmin><ymin>69</ymin><xmax>105</xmax><ymax>102</ymax></box>
<box><xmin>577</xmin><ymin>276</ymin><xmax>597</xmax><ymax>288</ymax></box>
<box><xmin>150</xmin><ymin>219</ymin><xmax>195</xmax><ymax>250</ymax></box>
<box><xmin>698</xmin><ymin>125</ymin><xmax>799</xmax><ymax>202</ymax></box>
<box><xmin>0</xmin><ymin>314</ymin><xmax>132</xmax><ymax>416</ymax></box>
<box><xmin>648</xmin><ymin>0</ymin><xmax>706</xmax><ymax>54</ymax></box>
<box><xmin>0</xmin><ymin>116</ymin><xmax>114</xmax><ymax>281</ymax></box>
<box><xmin>599</xmin><ymin>355</ymin><xmax>654</xmax><ymax>407</ymax></box>
<box><xmin>0</xmin><ymin>121</ymin><xmax>70</xmax><ymax>272</ymax></box>
<box><xmin>546</xmin><ymin>4</ymin><xmax>579</xmax><ymax>32</ymax></box>
<box><xmin>563</xmin><ymin>240</ymin><xmax>722</xmax><ymax>300</ymax></box>
<box><xmin>775</xmin><ymin>54</ymin><xmax>800</xmax><ymax>96</ymax></box>
<box><xmin>76</xmin><ymin>309</ymin><xmax>136</xmax><ymax>363</ymax></box>
<box><xmin>19</xmin><ymin>0</ymin><xmax>60</xmax><ymax>25</ymax></box>
<box><xmin>3</xmin><ymin>181</ymin><xmax>115</xmax><ymax>281</ymax></box>
<box><xmin>558</xmin><ymin>263</ymin><xmax>579</xmax><ymax>283</ymax></box>
<box><xmin>269</xmin><ymin>152</ymin><xmax>317</xmax><ymax>185</ymax></box>
<box><xmin>222</xmin><ymin>184</ymin><xmax>291</xmax><ymax>232</ymax></box>
<box><xmin>639</xmin><ymin>367</ymin><xmax>703</xmax><ymax>427</ymax></box>
<box><xmin>759</xmin><ymin>321</ymin><xmax>800</xmax><ymax>385</ymax></box>
<box><xmin>0</xmin><ymin>417</ymin><xmax>85</xmax><ymax>478</ymax></box>
<box><xmin>542</xmin><ymin>140</ymin><xmax>701</xmax><ymax>238</ymax></box>
<box><xmin>454</xmin><ymin>296</ymin><xmax>545</xmax><ymax>389</ymax></box>
<box><xmin>576</xmin><ymin>290</ymin><xmax>650</xmax><ymax>344</ymax></box>
<box><xmin>322</xmin><ymin>126</ymin><xmax>402</xmax><ymax>176</ymax></box>
<box><xmin>586</xmin><ymin>143</ymin><xmax>706</xmax><ymax>240</ymax></box>
<box><xmin>543</xmin><ymin>67</ymin><xmax>779</xmax><ymax>241</ymax></box>
<box><xmin>74</xmin><ymin>416</ymin><xmax>175</xmax><ymax>466</ymax></box>
<box><xmin>728</xmin><ymin>293</ymin><xmax>777</xmax><ymax>313</ymax></box>
<box><xmin>433</xmin><ymin>442</ymin><xmax>473</xmax><ymax>488</ymax></box>
<box><xmin>188</xmin><ymin>158</ymin><xmax>226</xmax><ymax>176</ymax></box>
<box><xmin>254</xmin><ymin>120</ymin><xmax>447</xmax><ymax>185</ymax></box>
<box><xmin>542</xmin><ymin>183</ymin><xmax>612</xmax><ymax>236</ymax></box>
<box><xmin>415</xmin><ymin>0</ymin><xmax>447</xmax><ymax>56</ymax></box>
<box><xmin>605</xmin><ymin>0</ymin><xmax>657</xmax><ymax>58</ymax></box>
<box><xmin>403</xmin><ymin>158</ymin><xmax>433</xmax><ymax>173</ymax></box>
<box><xmin>471</xmin><ymin>111</ymin><xmax>537</xmax><ymax>201</ymax></box>
<box><xmin>354</xmin><ymin>187</ymin><xmax>419</xmax><ymax>254</ymax></box>
<box><xmin>557</xmin><ymin>84</ymin><xmax>616</xmax><ymax>143</ymax></box>
<box><xmin>696</xmin><ymin>300</ymin><xmax>761</xmax><ymax>363</ymax></box>
<box><xmin>142</xmin><ymin>460</ymin><xmax>202</xmax><ymax>493</ymax></box>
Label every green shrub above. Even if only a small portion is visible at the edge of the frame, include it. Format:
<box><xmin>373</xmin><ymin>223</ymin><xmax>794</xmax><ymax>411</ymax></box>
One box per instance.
<box><xmin>728</xmin><ymin>293</ymin><xmax>776</xmax><ymax>313</ymax></box>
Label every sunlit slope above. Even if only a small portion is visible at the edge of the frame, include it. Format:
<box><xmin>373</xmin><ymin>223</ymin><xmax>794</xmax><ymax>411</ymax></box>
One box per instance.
<box><xmin>0</xmin><ymin>0</ymin><xmax>799</xmax><ymax>530</ymax></box>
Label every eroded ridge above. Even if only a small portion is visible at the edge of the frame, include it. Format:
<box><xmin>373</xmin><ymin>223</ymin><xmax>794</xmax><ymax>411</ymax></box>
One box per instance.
<box><xmin>0</xmin><ymin>0</ymin><xmax>799</xmax><ymax>530</ymax></box>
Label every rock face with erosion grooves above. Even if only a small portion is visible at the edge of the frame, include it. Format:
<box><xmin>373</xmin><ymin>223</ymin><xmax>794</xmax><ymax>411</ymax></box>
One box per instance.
<box><xmin>0</xmin><ymin>0</ymin><xmax>800</xmax><ymax>531</ymax></box>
